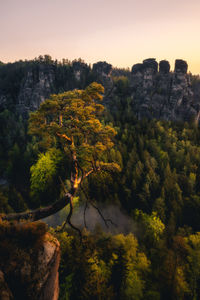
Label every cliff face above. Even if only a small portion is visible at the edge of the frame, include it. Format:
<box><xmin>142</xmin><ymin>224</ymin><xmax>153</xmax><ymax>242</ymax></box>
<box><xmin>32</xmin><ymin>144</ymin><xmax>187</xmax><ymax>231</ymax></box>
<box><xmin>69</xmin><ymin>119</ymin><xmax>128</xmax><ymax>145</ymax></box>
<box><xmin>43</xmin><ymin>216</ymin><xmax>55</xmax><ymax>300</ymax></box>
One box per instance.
<box><xmin>131</xmin><ymin>58</ymin><xmax>198</xmax><ymax>122</ymax></box>
<box><xmin>17</xmin><ymin>64</ymin><xmax>55</xmax><ymax>113</ymax></box>
<box><xmin>0</xmin><ymin>57</ymin><xmax>200</xmax><ymax>122</ymax></box>
<box><xmin>0</xmin><ymin>223</ymin><xmax>60</xmax><ymax>300</ymax></box>
<box><xmin>0</xmin><ymin>59</ymin><xmax>113</xmax><ymax>116</ymax></box>
<box><xmin>93</xmin><ymin>61</ymin><xmax>113</xmax><ymax>93</ymax></box>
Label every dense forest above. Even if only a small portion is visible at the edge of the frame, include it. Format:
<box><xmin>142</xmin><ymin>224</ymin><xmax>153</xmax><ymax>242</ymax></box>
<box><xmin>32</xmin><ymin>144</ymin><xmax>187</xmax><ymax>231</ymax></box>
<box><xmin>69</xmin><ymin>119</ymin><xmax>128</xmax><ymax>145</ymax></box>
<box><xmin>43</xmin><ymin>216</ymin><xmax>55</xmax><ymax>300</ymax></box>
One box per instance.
<box><xmin>1</xmin><ymin>57</ymin><xmax>200</xmax><ymax>299</ymax></box>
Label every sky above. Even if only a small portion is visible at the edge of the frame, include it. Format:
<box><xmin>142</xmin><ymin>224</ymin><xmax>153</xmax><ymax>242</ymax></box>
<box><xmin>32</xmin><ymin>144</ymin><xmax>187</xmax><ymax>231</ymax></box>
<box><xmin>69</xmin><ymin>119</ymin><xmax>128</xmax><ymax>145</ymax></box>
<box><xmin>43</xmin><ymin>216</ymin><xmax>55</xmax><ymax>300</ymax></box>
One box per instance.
<box><xmin>1</xmin><ymin>0</ymin><xmax>200</xmax><ymax>74</ymax></box>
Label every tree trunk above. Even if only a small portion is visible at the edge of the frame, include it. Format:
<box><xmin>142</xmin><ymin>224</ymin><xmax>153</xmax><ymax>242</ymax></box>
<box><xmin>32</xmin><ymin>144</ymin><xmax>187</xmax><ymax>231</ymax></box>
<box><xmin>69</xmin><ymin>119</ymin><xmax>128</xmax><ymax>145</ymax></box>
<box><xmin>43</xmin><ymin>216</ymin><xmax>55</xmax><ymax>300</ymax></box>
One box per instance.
<box><xmin>1</xmin><ymin>193</ymin><xmax>72</xmax><ymax>222</ymax></box>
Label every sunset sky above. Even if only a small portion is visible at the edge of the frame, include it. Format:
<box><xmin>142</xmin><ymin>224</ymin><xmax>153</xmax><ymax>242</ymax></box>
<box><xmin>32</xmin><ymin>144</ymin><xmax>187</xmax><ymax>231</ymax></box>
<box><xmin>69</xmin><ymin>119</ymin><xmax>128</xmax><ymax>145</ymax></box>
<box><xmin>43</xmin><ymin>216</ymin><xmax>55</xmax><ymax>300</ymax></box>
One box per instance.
<box><xmin>1</xmin><ymin>0</ymin><xmax>200</xmax><ymax>74</ymax></box>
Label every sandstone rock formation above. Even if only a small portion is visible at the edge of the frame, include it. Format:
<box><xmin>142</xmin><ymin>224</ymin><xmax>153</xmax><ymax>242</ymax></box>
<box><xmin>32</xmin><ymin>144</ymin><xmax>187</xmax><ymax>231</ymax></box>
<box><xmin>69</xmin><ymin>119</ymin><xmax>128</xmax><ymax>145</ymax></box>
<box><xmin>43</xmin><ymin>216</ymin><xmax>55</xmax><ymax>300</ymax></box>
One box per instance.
<box><xmin>0</xmin><ymin>60</ymin><xmax>113</xmax><ymax>115</ymax></box>
<box><xmin>0</xmin><ymin>224</ymin><xmax>60</xmax><ymax>300</ymax></box>
<box><xmin>0</xmin><ymin>270</ymin><xmax>13</xmax><ymax>300</ymax></box>
<box><xmin>72</xmin><ymin>60</ymin><xmax>90</xmax><ymax>84</ymax></box>
<box><xmin>159</xmin><ymin>60</ymin><xmax>170</xmax><ymax>74</ymax></box>
<box><xmin>175</xmin><ymin>59</ymin><xmax>188</xmax><ymax>74</ymax></box>
<box><xmin>130</xmin><ymin>58</ymin><xmax>199</xmax><ymax>122</ymax></box>
<box><xmin>0</xmin><ymin>57</ymin><xmax>200</xmax><ymax>123</ymax></box>
<box><xmin>17</xmin><ymin>64</ymin><xmax>55</xmax><ymax>115</ymax></box>
<box><xmin>93</xmin><ymin>61</ymin><xmax>113</xmax><ymax>93</ymax></box>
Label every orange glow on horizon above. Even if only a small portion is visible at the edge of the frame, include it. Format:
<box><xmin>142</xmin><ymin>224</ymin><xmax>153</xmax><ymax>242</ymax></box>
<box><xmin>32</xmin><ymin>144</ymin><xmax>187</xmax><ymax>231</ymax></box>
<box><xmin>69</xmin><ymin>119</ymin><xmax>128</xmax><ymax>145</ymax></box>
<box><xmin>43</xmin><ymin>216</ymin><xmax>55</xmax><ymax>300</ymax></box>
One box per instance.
<box><xmin>1</xmin><ymin>0</ymin><xmax>200</xmax><ymax>75</ymax></box>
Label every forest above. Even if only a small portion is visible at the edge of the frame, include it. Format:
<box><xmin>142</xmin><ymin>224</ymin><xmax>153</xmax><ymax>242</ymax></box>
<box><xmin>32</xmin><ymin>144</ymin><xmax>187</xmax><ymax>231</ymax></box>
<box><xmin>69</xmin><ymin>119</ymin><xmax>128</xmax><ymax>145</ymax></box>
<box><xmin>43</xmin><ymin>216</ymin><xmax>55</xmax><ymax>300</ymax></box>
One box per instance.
<box><xmin>1</xmin><ymin>58</ymin><xmax>200</xmax><ymax>299</ymax></box>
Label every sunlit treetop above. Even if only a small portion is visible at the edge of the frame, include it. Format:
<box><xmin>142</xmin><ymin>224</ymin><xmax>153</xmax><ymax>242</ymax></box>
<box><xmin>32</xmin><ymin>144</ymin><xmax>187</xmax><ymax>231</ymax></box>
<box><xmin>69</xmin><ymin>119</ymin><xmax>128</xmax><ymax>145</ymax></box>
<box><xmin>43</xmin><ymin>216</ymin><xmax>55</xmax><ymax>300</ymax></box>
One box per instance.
<box><xmin>2</xmin><ymin>83</ymin><xmax>120</xmax><ymax>232</ymax></box>
<box><xmin>29</xmin><ymin>82</ymin><xmax>117</xmax><ymax>171</ymax></box>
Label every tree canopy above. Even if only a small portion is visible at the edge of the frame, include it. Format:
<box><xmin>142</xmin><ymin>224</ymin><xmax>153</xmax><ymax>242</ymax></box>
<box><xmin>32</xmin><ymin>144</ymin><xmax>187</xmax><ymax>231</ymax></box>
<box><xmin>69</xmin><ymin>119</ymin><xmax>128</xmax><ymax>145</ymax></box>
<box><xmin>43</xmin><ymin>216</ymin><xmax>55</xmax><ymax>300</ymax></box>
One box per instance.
<box><xmin>2</xmin><ymin>82</ymin><xmax>120</xmax><ymax>230</ymax></box>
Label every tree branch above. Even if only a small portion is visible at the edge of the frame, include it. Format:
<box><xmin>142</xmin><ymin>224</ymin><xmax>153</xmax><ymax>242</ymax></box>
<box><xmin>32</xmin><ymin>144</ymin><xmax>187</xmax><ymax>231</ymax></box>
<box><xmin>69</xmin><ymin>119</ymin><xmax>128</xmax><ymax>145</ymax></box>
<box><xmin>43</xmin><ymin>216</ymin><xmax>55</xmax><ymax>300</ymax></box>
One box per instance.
<box><xmin>56</xmin><ymin>195</ymin><xmax>82</xmax><ymax>242</ymax></box>
<box><xmin>80</xmin><ymin>185</ymin><xmax>117</xmax><ymax>229</ymax></box>
<box><xmin>84</xmin><ymin>201</ymin><xmax>88</xmax><ymax>229</ymax></box>
<box><xmin>89</xmin><ymin>201</ymin><xmax>117</xmax><ymax>228</ymax></box>
<box><xmin>66</xmin><ymin>196</ymin><xmax>82</xmax><ymax>240</ymax></box>
<box><xmin>1</xmin><ymin>193</ymin><xmax>71</xmax><ymax>222</ymax></box>
<box><xmin>56</xmin><ymin>132</ymin><xmax>72</xmax><ymax>142</ymax></box>
<box><xmin>83</xmin><ymin>169</ymin><xmax>94</xmax><ymax>179</ymax></box>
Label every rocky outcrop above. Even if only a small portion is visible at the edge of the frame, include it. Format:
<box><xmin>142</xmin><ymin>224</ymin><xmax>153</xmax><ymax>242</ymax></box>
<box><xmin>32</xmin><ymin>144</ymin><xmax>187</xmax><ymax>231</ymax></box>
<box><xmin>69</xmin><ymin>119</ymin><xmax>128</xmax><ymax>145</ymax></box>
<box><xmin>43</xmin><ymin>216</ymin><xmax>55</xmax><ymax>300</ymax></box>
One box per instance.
<box><xmin>130</xmin><ymin>58</ymin><xmax>199</xmax><ymax>122</ymax></box>
<box><xmin>0</xmin><ymin>270</ymin><xmax>13</xmax><ymax>300</ymax></box>
<box><xmin>0</xmin><ymin>95</ymin><xmax>7</xmax><ymax>109</ymax></box>
<box><xmin>159</xmin><ymin>60</ymin><xmax>170</xmax><ymax>74</ymax></box>
<box><xmin>175</xmin><ymin>59</ymin><xmax>188</xmax><ymax>74</ymax></box>
<box><xmin>36</xmin><ymin>233</ymin><xmax>60</xmax><ymax>300</ymax></box>
<box><xmin>93</xmin><ymin>61</ymin><xmax>113</xmax><ymax>93</ymax></box>
<box><xmin>17</xmin><ymin>64</ymin><xmax>55</xmax><ymax>115</ymax></box>
<box><xmin>0</xmin><ymin>223</ymin><xmax>60</xmax><ymax>300</ymax></box>
<box><xmin>0</xmin><ymin>59</ymin><xmax>113</xmax><ymax>115</ymax></box>
<box><xmin>72</xmin><ymin>60</ymin><xmax>90</xmax><ymax>83</ymax></box>
<box><xmin>0</xmin><ymin>57</ymin><xmax>200</xmax><ymax>123</ymax></box>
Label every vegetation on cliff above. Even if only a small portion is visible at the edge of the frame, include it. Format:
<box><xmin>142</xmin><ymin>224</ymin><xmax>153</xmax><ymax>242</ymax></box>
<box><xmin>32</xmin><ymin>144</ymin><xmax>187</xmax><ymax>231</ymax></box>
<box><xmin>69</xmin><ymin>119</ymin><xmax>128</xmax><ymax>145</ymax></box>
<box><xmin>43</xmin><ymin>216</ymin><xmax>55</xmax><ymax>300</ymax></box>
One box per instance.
<box><xmin>1</xmin><ymin>60</ymin><xmax>200</xmax><ymax>299</ymax></box>
<box><xmin>1</xmin><ymin>82</ymin><xmax>119</xmax><ymax>238</ymax></box>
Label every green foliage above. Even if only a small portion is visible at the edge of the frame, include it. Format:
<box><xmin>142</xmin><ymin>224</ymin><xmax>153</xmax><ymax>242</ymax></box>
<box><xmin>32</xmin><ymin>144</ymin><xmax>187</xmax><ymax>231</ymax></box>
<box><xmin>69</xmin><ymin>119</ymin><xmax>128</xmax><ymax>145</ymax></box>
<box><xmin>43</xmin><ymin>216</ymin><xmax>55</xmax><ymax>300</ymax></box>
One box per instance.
<box><xmin>0</xmin><ymin>220</ymin><xmax>48</xmax><ymax>300</ymax></box>
<box><xmin>0</xmin><ymin>188</ymin><xmax>12</xmax><ymax>213</ymax></box>
<box><xmin>184</xmin><ymin>233</ymin><xmax>200</xmax><ymax>299</ymax></box>
<box><xmin>134</xmin><ymin>210</ymin><xmax>165</xmax><ymax>246</ymax></box>
<box><xmin>112</xmin><ymin>76</ymin><xmax>130</xmax><ymax>96</ymax></box>
<box><xmin>0</xmin><ymin>220</ymin><xmax>47</xmax><ymax>248</ymax></box>
<box><xmin>28</xmin><ymin>82</ymin><xmax>117</xmax><ymax>173</ymax></box>
<box><xmin>3</xmin><ymin>60</ymin><xmax>200</xmax><ymax>299</ymax></box>
<box><xmin>54</xmin><ymin>229</ymin><xmax>149</xmax><ymax>300</ymax></box>
<box><xmin>30</xmin><ymin>148</ymin><xmax>63</xmax><ymax>195</ymax></box>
